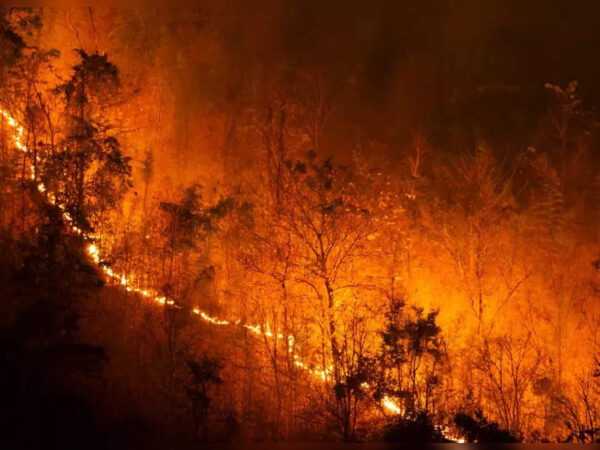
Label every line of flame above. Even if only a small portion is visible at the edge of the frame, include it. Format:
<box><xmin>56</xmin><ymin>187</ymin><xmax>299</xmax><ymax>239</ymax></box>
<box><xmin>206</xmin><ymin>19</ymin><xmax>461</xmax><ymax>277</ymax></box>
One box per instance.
<box><xmin>1</xmin><ymin>107</ymin><xmax>463</xmax><ymax>442</ymax></box>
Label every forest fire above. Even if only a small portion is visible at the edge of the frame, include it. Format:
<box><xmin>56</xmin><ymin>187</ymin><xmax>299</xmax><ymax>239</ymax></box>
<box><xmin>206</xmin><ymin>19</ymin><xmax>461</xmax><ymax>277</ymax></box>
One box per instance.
<box><xmin>4</xmin><ymin>101</ymin><xmax>413</xmax><ymax>432</ymax></box>
<box><xmin>2</xmin><ymin>4</ymin><xmax>600</xmax><ymax>448</ymax></box>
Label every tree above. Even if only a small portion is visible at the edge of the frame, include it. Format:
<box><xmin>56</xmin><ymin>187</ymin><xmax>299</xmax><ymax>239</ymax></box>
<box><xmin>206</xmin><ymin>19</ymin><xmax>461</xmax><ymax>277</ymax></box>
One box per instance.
<box><xmin>544</xmin><ymin>81</ymin><xmax>582</xmax><ymax>181</ymax></box>
<box><xmin>454</xmin><ymin>410</ymin><xmax>519</xmax><ymax>443</ymax></box>
<box><xmin>430</xmin><ymin>144</ymin><xmax>523</xmax><ymax>332</ymax></box>
<box><xmin>275</xmin><ymin>153</ymin><xmax>384</xmax><ymax>440</ymax></box>
<box><xmin>0</xmin><ymin>199</ymin><xmax>108</xmax><ymax>449</ymax></box>
<box><xmin>474</xmin><ymin>333</ymin><xmax>543</xmax><ymax>436</ymax></box>
<box><xmin>44</xmin><ymin>50</ymin><xmax>131</xmax><ymax>230</ymax></box>
<box><xmin>384</xmin><ymin>411</ymin><xmax>446</xmax><ymax>443</ymax></box>
<box><xmin>0</xmin><ymin>8</ymin><xmax>29</xmax><ymax>82</ymax></box>
<box><xmin>183</xmin><ymin>354</ymin><xmax>223</xmax><ymax>441</ymax></box>
<box><xmin>158</xmin><ymin>184</ymin><xmax>233</xmax><ymax>298</ymax></box>
<box><xmin>376</xmin><ymin>297</ymin><xmax>446</xmax><ymax>419</ymax></box>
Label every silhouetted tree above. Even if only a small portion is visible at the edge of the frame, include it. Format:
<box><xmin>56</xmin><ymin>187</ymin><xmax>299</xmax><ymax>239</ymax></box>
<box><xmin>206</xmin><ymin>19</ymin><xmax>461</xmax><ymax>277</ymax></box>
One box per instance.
<box><xmin>384</xmin><ymin>411</ymin><xmax>445</xmax><ymax>443</ymax></box>
<box><xmin>454</xmin><ymin>410</ymin><xmax>520</xmax><ymax>443</ymax></box>
<box><xmin>377</xmin><ymin>297</ymin><xmax>445</xmax><ymax>418</ymax></box>
<box><xmin>0</xmin><ymin>202</ymin><xmax>107</xmax><ymax>449</ymax></box>
<box><xmin>45</xmin><ymin>50</ymin><xmax>131</xmax><ymax>230</ymax></box>
<box><xmin>183</xmin><ymin>354</ymin><xmax>223</xmax><ymax>441</ymax></box>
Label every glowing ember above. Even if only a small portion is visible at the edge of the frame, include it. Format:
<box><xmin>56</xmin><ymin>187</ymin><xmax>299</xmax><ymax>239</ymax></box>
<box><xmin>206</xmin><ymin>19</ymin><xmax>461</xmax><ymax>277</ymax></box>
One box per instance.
<box><xmin>382</xmin><ymin>396</ymin><xmax>402</xmax><ymax>415</ymax></box>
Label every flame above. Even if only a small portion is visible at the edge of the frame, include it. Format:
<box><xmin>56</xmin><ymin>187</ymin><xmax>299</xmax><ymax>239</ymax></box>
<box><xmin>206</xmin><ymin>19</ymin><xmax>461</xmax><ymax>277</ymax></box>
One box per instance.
<box><xmin>1</xmin><ymin>107</ymin><xmax>466</xmax><ymax>443</ymax></box>
<box><xmin>382</xmin><ymin>396</ymin><xmax>402</xmax><ymax>415</ymax></box>
<box><xmin>88</xmin><ymin>244</ymin><xmax>100</xmax><ymax>263</ymax></box>
<box><xmin>199</xmin><ymin>311</ymin><xmax>230</xmax><ymax>326</ymax></box>
<box><xmin>0</xmin><ymin>107</ymin><xmax>334</xmax><ymax>390</ymax></box>
<box><xmin>441</xmin><ymin>426</ymin><xmax>466</xmax><ymax>443</ymax></box>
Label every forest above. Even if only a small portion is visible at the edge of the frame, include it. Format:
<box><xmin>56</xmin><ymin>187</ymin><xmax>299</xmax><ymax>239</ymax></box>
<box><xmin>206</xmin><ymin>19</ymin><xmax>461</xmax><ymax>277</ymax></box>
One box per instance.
<box><xmin>2</xmin><ymin>4</ymin><xmax>600</xmax><ymax>448</ymax></box>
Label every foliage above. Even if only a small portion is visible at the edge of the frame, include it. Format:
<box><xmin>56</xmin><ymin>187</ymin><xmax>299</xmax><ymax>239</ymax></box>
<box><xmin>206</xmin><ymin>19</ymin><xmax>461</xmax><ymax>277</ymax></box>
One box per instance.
<box><xmin>43</xmin><ymin>50</ymin><xmax>131</xmax><ymax>230</ymax></box>
<box><xmin>0</xmin><ymin>208</ymin><xmax>107</xmax><ymax>449</ymax></box>
<box><xmin>384</xmin><ymin>411</ymin><xmax>446</xmax><ymax>443</ymax></box>
<box><xmin>376</xmin><ymin>297</ymin><xmax>445</xmax><ymax>417</ymax></box>
<box><xmin>183</xmin><ymin>354</ymin><xmax>223</xmax><ymax>441</ymax></box>
<box><xmin>454</xmin><ymin>411</ymin><xmax>520</xmax><ymax>443</ymax></box>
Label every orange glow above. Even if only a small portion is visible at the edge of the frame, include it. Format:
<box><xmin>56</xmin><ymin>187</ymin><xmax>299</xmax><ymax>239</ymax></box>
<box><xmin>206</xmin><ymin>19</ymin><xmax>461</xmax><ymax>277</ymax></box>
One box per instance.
<box><xmin>0</xmin><ymin>106</ymin><xmax>465</xmax><ymax>444</ymax></box>
<box><xmin>382</xmin><ymin>396</ymin><xmax>402</xmax><ymax>415</ymax></box>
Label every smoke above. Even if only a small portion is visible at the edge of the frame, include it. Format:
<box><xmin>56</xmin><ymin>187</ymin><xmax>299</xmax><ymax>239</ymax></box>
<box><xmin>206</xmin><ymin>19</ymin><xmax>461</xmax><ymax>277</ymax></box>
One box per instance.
<box><xmin>37</xmin><ymin>1</ymin><xmax>600</xmax><ymax>181</ymax></box>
